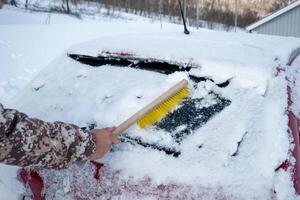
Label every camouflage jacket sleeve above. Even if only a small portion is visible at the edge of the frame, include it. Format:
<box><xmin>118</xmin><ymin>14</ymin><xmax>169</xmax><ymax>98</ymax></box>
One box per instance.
<box><xmin>0</xmin><ymin>104</ymin><xmax>96</xmax><ymax>169</ymax></box>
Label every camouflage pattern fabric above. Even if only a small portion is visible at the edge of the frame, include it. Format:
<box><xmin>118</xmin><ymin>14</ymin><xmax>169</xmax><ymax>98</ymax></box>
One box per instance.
<box><xmin>0</xmin><ymin>103</ymin><xmax>96</xmax><ymax>169</ymax></box>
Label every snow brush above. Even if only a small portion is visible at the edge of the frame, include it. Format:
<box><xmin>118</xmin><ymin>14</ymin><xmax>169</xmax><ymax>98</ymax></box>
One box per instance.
<box><xmin>113</xmin><ymin>79</ymin><xmax>189</xmax><ymax>135</ymax></box>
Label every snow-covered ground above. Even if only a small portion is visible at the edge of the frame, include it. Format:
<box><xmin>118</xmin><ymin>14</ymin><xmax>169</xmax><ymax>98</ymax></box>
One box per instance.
<box><xmin>0</xmin><ymin>5</ymin><xmax>182</xmax><ymax>103</ymax></box>
<box><xmin>1</xmin><ymin>4</ymin><xmax>300</xmax><ymax>200</ymax></box>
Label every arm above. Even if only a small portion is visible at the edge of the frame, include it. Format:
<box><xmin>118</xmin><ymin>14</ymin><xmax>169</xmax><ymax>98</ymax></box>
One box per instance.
<box><xmin>0</xmin><ymin>103</ymin><xmax>96</xmax><ymax>169</ymax></box>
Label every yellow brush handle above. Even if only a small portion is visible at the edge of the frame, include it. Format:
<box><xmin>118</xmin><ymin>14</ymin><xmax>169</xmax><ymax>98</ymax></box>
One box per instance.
<box><xmin>113</xmin><ymin>79</ymin><xmax>188</xmax><ymax>136</ymax></box>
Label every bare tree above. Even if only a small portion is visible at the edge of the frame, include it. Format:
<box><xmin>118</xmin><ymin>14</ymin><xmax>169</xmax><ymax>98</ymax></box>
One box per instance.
<box><xmin>66</xmin><ymin>0</ymin><xmax>70</xmax><ymax>13</ymax></box>
<box><xmin>62</xmin><ymin>0</ymin><xmax>70</xmax><ymax>13</ymax></box>
<box><xmin>10</xmin><ymin>0</ymin><xmax>17</xmax><ymax>7</ymax></box>
<box><xmin>0</xmin><ymin>0</ymin><xmax>4</xmax><ymax>9</ymax></box>
<box><xmin>25</xmin><ymin>0</ymin><xmax>29</xmax><ymax>9</ymax></box>
<box><xmin>57</xmin><ymin>0</ymin><xmax>266</xmax><ymax>28</ymax></box>
<box><xmin>234</xmin><ymin>0</ymin><xmax>238</xmax><ymax>32</ymax></box>
<box><xmin>183</xmin><ymin>0</ymin><xmax>186</xmax><ymax>20</ymax></box>
<box><xmin>268</xmin><ymin>0</ymin><xmax>290</xmax><ymax>13</ymax></box>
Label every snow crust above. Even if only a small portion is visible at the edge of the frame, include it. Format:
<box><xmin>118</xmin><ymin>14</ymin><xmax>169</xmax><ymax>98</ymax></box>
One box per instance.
<box><xmin>1</xmin><ymin>4</ymin><xmax>300</xmax><ymax>200</ymax></box>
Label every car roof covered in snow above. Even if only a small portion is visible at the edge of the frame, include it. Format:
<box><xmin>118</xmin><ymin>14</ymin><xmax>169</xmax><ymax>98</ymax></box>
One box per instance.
<box><xmin>67</xmin><ymin>31</ymin><xmax>300</xmax><ymax>95</ymax></box>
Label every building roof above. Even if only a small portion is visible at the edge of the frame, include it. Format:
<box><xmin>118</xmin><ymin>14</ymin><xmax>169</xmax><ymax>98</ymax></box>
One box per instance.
<box><xmin>246</xmin><ymin>0</ymin><xmax>300</xmax><ymax>31</ymax></box>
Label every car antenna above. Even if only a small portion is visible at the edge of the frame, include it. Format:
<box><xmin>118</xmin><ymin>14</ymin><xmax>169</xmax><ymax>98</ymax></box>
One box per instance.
<box><xmin>178</xmin><ymin>0</ymin><xmax>190</xmax><ymax>35</ymax></box>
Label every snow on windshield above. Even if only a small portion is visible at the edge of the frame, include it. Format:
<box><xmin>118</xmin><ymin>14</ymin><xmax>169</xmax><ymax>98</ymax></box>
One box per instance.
<box><xmin>14</xmin><ymin>52</ymin><xmax>295</xmax><ymax>199</ymax></box>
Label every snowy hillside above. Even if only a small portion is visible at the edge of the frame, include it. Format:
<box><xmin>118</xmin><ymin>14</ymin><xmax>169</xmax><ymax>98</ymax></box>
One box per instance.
<box><xmin>1</xmin><ymin>4</ymin><xmax>300</xmax><ymax>200</ymax></box>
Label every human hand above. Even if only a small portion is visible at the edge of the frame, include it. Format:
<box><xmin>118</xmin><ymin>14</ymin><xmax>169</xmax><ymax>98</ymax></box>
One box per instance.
<box><xmin>89</xmin><ymin>127</ymin><xmax>120</xmax><ymax>160</ymax></box>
